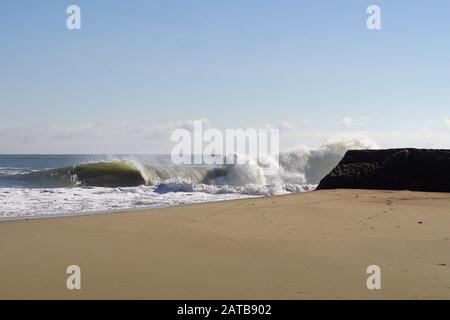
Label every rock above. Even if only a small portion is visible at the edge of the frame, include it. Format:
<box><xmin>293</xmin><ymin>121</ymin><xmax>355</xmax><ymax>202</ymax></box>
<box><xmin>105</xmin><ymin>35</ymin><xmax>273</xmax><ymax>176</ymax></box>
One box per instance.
<box><xmin>316</xmin><ymin>149</ymin><xmax>450</xmax><ymax>192</ymax></box>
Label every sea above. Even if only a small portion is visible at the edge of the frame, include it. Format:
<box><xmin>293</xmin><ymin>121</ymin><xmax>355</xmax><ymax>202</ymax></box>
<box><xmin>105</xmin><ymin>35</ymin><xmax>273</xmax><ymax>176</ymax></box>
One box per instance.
<box><xmin>0</xmin><ymin>142</ymin><xmax>360</xmax><ymax>220</ymax></box>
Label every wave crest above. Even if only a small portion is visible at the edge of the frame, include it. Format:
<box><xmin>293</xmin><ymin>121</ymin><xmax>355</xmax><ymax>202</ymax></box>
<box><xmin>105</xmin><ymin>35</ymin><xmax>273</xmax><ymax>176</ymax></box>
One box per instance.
<box><xmin>2</xmin><ymin>136</ymin><xmax>376</xmax><ymax>190</ymax></box>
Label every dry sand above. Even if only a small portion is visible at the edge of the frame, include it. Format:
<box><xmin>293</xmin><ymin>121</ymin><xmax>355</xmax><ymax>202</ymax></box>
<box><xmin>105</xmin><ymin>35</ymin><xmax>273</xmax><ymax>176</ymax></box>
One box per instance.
<box><xmin>0</xmin><ymin>189</ymin><xmax>449</xmax><ymax>299</ymax></box>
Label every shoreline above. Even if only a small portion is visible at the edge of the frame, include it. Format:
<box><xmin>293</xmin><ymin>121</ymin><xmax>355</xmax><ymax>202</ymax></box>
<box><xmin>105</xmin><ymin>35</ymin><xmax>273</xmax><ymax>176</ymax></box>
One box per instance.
<box><xmin>3</xmin><ymin>187</ymin><xmax>449</xmax><ymax>223</ymax></box>
<box><xmin>0</xmin><ymin>193</ymin><xmax>262</xmax><ymax>223</ymax></box>
<box><xmin>1</xmin><ymin>189</ymin><xmax>449</xmax><ymax>299</ymax></box>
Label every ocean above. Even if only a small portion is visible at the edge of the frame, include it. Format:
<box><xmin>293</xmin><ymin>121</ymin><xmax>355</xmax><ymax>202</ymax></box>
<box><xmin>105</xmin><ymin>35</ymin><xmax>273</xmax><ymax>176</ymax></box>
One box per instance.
<box><xmin>0</xmin><ymin>146</ymin><xmax>354</xmax><ymax>219</ymax></box>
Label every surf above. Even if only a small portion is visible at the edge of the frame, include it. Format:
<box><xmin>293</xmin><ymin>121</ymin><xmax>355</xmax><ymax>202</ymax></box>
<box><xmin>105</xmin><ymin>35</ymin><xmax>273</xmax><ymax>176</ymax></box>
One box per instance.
<box><xmin>0</xmin><ymin>137</ymin><xmax>378</xmax><ymax>219</ymax></box>
<box><xmin>1</xmin><ymin>137</ymin><xmax>376</xmax><ymax>189</ymax></box>
<box><xmin>3</xmin><ymin>161</ymin><xmax>216</xmax><ymax>188</ymax></box>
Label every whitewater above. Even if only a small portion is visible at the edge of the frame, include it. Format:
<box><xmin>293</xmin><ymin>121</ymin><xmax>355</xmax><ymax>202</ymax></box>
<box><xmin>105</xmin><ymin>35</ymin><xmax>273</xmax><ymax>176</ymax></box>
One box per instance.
<box><xmin>0</xmin><ymin>138</ymin><xmax>376</xmax><ymax>220</ymax></box>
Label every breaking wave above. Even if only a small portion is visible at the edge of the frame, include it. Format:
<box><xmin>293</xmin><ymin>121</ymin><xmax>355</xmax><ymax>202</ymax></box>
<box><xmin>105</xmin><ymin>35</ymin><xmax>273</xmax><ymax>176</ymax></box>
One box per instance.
<box><xmin>1</xmin><ymin>137</ymin><xmax>376</xmax><ymax>196</ymax></box>
<box><xmin>0</xmin><ymin>137</ymin><xmax>378</xmax><ymax>218</ymax></box>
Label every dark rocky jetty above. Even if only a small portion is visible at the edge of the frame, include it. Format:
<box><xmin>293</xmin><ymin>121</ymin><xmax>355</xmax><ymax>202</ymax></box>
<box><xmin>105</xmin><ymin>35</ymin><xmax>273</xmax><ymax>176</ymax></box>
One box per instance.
<box><xmin>317</xmin><ymin>149</ymin><xmax>450</xmax><ymax>192</ymax></box>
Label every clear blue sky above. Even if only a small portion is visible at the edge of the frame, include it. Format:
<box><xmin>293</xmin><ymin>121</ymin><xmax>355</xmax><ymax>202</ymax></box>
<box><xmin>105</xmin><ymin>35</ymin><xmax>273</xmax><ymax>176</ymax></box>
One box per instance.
<box><xmin>1</xmin><ymin>0</ymin><xmax>449</xmax><ymax>152</ymax></box>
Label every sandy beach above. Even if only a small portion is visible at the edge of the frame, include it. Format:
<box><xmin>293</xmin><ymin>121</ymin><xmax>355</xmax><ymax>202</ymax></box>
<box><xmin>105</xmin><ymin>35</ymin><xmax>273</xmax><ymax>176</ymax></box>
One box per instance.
<box><xmin>1</xmin><ymin>189</ymin><xmax>449</xmax><ymax>300</ymax></box>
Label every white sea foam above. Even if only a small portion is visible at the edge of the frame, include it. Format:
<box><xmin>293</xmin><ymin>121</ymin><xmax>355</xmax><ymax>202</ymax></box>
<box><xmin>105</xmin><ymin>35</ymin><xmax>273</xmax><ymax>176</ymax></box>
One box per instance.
<box><xmin>0</xmin><ymin>185</ymin><xmax>254</xmax><ymax>220</ymax></box>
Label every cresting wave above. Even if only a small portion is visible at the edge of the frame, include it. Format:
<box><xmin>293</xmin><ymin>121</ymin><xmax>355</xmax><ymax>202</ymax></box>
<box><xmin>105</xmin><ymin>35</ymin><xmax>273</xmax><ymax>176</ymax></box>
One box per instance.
<box><xmin>5</xmin><ymin>161</ymin><xmax>212</xmax><ymax>188</ymax></box>
<box><xmin>0</xmin><ymin>137</ymin><xmax>377</xmax><ymax>218</ymax></box>
<box><xmin>3</xmin><ymin>161</ymin><xmax>216</xmax><ymax>188</ymax></box>
<box><xmin>1</xmin><ymin>137</ymin><xmax>377</xmax><ymax>195</ymax></box>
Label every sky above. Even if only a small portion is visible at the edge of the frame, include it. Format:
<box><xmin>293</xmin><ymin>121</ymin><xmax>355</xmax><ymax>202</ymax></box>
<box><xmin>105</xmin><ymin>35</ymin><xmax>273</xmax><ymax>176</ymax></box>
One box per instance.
<box><xmin>0</xmin><ymin>0</ymin><xmax>449</xmax><ymax>153</ymax></box>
